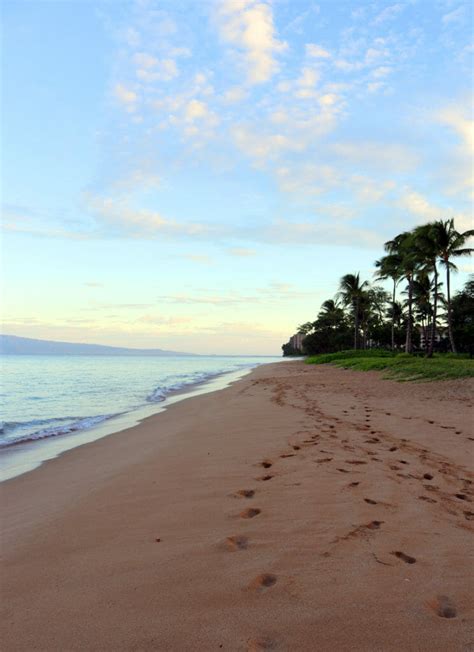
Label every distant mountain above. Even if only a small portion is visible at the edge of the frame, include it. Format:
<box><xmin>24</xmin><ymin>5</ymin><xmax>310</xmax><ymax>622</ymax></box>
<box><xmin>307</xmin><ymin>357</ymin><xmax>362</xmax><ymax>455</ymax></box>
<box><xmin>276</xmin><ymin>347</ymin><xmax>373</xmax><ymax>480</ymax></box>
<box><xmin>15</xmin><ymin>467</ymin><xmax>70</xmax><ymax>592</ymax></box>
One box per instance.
<box><xmin>0</xmin><ymin>334</ymin><xmax>196</xmax><ymax>357</ymax></box>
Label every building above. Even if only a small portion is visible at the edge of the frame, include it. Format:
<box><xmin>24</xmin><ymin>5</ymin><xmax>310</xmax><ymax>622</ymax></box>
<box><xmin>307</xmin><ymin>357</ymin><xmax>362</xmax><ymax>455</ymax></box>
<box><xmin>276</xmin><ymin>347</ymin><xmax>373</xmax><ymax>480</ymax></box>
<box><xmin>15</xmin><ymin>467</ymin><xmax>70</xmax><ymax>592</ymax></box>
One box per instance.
<box><xmin>289</xmin><ymin>333</ymin><xmax>305</xmax><ymax>352</ymax></box>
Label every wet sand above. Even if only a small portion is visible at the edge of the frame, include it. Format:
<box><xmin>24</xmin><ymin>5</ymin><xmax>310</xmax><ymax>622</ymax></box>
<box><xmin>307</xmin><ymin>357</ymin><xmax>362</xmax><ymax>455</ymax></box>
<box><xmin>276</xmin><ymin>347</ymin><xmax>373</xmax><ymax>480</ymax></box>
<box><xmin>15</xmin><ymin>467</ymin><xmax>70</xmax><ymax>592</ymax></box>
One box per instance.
<box><xmin>1</xmin><ymin>361</ymin><xmax>473</xmax><ymax>651</ymax></box>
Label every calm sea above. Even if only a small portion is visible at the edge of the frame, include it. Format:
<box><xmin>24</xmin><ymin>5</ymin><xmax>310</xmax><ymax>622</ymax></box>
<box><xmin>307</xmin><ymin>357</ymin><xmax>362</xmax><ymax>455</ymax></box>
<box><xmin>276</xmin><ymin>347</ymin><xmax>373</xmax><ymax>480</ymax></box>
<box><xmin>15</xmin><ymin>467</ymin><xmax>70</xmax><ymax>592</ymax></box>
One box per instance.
<box><xmin>0</xmin><ymin>355</ymin><xmax>278</xmax><ymax>480</ymax></box>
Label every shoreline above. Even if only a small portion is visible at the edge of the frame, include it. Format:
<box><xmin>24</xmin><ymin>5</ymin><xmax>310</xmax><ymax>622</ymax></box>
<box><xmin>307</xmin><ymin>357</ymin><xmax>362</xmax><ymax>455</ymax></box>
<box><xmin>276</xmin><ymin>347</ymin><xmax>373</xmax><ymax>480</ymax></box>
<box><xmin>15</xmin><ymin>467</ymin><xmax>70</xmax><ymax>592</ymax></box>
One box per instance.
<box><xmin>0</xmin><ymin>363</ymin><xmax>264</xmax><ymax>482</ymax></box>
<box><xmin>2</xmin><ymin>361</ymin><xmax>473</xmax><ymax>650</ymax></box>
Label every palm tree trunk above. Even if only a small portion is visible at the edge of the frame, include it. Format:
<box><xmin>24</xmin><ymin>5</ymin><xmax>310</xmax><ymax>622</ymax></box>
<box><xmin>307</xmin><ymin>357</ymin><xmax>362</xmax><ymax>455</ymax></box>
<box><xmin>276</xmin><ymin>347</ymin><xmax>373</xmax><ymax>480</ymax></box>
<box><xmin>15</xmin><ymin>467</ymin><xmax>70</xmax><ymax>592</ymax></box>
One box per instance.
<box><xmin>354</xmin><ymin>299</ymin><xmax>359</xmax><ymax>349</ymax></box>
<box><xmin>405</xmin><ymin>275</ymin><xmax>413</xmax><ymax>354</ymax></box>
<box><xmin>446</xmin><ymin>263</ymin><xmax>456</xmax><ymax>353</ymax></box>
<box><xmin>391</xmin><ymin>279</ymin><xmax>396</xmax><ymax>350</ymax></box>
<box><xmin>427</xmin><ymin>264</ymin><xmax>438</xmax><ymax>358</ymax></box>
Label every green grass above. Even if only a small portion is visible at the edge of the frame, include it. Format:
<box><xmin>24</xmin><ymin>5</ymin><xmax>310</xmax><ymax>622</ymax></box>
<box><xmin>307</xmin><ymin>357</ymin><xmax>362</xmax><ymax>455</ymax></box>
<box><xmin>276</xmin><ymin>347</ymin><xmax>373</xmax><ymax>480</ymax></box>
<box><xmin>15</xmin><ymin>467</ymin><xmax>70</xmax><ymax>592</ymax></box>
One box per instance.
<box><xmin>305</xmin><ymin>350</ymin><xmax>474</xmax><ymax>381</ymax></box>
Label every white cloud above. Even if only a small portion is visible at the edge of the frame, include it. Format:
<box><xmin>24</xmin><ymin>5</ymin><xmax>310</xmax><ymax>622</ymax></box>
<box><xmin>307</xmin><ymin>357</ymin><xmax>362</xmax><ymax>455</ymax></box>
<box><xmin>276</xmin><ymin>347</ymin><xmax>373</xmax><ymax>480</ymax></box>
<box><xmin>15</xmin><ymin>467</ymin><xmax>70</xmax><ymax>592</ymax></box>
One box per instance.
<box><xmin>395</xmin><ymin>189</ymin><xmax>472</xmax><ymax>234</ymax></box>
<box><xmin>330</xmin><ymin>141</ymin><xmax>418</xmax><ymax>172</ymax></box>
<box><xmin>397</xmin><ymin>189</ymin><xmax>442</xmax><ymax>220</ymax></box>
<box><xmin>276</xmin><ymin>80</ymin><xmax>291</xmax><ymax>92</ymax></box>
<box><xmin>265</xmin><ymin>219</ymin><xmax>382</xmax><ymax>248</ymax></box>
<box><xmin>275</xmin><ymin>163</ymin><xmax>340</xmax><ymax>196</ymax></box>
<box><xmin>306</xmin><ymin>43</ymin><xmax>331</xmax><ymax>58</ymax></box>
<box><xmin>297</xmin><ymin>67</ymin><xmax>319</xmax><ymax>87</ymax></box>
<box><xmin>436</xmin><ymin>103</ymin><xmax>474</xmax><ymax>150</ymax></box>
<box><xmin>135</xmin><ymin>57</ymin><xmax>178</xmax><ymax>82</ymax></box>
<box><xmin>183</xmin><ymin>99</ymin><xmax>220</xmax><ymax>135</ymax></box>
<box><xmin>442</xmin><ymin>6</ymin><xmax>465</xmax><ymax>25</ymax></box>
<box><xmin>434</xmin><ymin>101</ymin><xmax>474</xmax><ymax>198</ymax></box>
<box><xmin>228</xmin><ymin>247</ymin><xmax>257</xmax><ymax>256</ymax></box>
<box><xmin>114</xmin><ymin>83</ymin><xmax>138</xmax><ymax>107</ymax></box>
<box><xmin>334</xmin><ymin>58</ymin><xmax>364</xmax><ymax>72</ymax></box>
<box><xmin>372</xmin><ymin>3</ymin><xmax>404</xmax><ymax>26</ymax></box>
<box><xmin>133</xmin><ymin>52</ymin><xmax>158</xmax><ymax>69</ymax></box>
<box><xmin>319</xmin><ymin>93</ymin><xmax>338</xmax><ymax>106</ymax></box>
<box><xmin>84</xmin><ymin>195</ymin><xmax>215</xmax><ymax>238</ymax></box>
<box><xmin>223</xmin><ymin>86</ymin><xmax>248</xmax><ymax>103</ymax></box>
<box><xmin>269</xmin><ymin>110</ymin><xmax>288</xmax><ymax>124</ymax></box>
<box><xmin>185</xmin><ymin>99</ymin><xmax>209</xmax><ymax>121</ymax></box>
<box><xmin>367</xmin><ymin>81</ymin><xmax>385</xmax><ymax>93</ymax></box>
<box><xmin>112</xmin><ymin>169</ymin><xmax>161</xmax><ymax>193</ymax></box>
<box><xmin>372</xmin><ymin>66</ymin><xmax>392</xmax><ymax>78</ymax></box>
<box><xmin>216</xmin><ymin>0</ymin><xmax>287</xmax><ymax>84</ymax></box>
<box><xmin>232</xmin><ymin>126</ymin><xmax>304</xmax><ymax>165</ymax></box>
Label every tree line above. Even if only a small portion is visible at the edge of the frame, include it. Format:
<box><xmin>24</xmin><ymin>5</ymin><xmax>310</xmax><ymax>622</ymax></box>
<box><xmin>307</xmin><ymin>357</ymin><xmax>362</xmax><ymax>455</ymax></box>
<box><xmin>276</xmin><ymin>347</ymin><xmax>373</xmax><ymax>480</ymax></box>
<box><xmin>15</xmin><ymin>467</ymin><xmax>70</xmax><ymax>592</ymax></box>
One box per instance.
<box><xmin>283</xmin><ymin>219</ymin><xmax>473</xmax><ymax>357</ymax></box>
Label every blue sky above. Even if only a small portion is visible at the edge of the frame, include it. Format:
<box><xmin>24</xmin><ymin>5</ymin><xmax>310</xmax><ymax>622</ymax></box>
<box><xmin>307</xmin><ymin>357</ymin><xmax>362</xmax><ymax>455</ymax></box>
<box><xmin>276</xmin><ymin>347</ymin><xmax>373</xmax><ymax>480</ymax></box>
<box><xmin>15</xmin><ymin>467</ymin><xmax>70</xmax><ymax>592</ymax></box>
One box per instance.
<box><xmin>2</xmin><ymin>0</ymin><xmax>473</xmax><ymax>354</ymax></box>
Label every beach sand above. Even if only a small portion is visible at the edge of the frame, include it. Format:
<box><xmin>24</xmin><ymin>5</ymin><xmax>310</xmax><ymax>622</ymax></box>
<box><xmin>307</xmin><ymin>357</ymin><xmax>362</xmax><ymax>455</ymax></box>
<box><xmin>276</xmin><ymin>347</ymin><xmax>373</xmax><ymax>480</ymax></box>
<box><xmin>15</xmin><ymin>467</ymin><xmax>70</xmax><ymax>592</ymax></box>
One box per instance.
<box><xmin>2</xmin><ymin>361</ymin><xmax>473</xmax><ymax>651</ymax></box>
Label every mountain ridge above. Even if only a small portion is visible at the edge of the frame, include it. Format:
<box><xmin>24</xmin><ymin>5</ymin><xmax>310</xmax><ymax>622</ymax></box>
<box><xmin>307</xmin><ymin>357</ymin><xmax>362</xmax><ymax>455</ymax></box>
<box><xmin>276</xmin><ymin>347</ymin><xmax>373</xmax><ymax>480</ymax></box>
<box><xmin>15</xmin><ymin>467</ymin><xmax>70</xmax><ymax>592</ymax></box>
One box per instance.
<box><xmin>0</xmin><ymin>334</ymin><xmax>197</xmax><ymax>357</ymax></box>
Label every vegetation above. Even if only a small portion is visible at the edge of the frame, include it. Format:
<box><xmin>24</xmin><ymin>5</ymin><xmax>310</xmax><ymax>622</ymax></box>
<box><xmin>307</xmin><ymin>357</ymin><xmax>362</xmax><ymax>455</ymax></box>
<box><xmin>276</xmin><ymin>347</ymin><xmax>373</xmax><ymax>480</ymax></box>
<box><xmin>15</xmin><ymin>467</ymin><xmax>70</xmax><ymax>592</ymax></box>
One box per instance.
<box><xmin>305</xmin><ymin>350</ymin><xmax>474</xmax><ymax>382</ymax></box>
<box><xmin>282</xmin><ymin>218</ymin><xmax>474</xmax><ymax>374</ymax></box>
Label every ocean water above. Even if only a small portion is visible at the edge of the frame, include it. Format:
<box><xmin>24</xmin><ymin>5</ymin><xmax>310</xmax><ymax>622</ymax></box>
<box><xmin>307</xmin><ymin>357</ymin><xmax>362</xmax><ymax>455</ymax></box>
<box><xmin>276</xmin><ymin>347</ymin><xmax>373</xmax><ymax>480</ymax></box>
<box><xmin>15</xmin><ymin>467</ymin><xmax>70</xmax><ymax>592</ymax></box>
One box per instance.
<box><xmin>0</xmin><ymin>355</ymin><xmax>278</xmax><ymax>479</ymax></box>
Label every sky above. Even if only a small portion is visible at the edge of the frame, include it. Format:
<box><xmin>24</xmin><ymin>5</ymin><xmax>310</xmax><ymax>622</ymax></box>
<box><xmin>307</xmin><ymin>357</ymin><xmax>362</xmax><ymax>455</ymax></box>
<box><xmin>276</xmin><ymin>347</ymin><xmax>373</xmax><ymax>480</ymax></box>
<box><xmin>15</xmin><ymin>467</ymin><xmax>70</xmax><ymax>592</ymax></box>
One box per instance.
<box><xmin>1</xmin><ymin>0</ymin><xmax>473</xmax><ymax>355</ymax></box>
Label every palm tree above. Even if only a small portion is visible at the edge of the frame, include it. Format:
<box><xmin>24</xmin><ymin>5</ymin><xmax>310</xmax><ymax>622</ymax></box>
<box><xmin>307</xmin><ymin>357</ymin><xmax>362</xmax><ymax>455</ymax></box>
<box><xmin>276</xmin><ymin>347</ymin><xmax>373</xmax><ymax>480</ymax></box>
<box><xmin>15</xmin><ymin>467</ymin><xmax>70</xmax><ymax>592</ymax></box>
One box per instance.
<box><xmin>386</xmin><ymin>300</ymin><xmax>404</xmax><ymax>330</ymax></box>
<box><xmin>411</xmin><ymin>271</ymin><xmax>435</xmax><ymax>350</ymax></box>
<box><xmin>375</xmin><ymin>254</ymin><xmax>402</xmax><ymax>350</ymax></box>
<box><xmin>297</xmin><ymin>322</ymin><xmax>314</xmax><ymax>335</ymax></box>
<box><xmin>338</xmin><ymin>273</ymin><xmax>369</xmax><ymax>349</ymax></box>
<box><xmin>320</xmin><ymin>299</ymin><xmax>342</xmax><ymax>315</ymax></box>
<box><xmin>412</xmin><ymin>223</ymin><xmax>443</xmax><ymax>357</ymax></box>
<box><xmin>431</xmin><ymin>219</ymin><xmax>474</xmax><ymax>353</ymax></box>
<box><xmin>385</xmin><ymin>232</ymin><xmax>420</xmax><ymax>354</ymax></box>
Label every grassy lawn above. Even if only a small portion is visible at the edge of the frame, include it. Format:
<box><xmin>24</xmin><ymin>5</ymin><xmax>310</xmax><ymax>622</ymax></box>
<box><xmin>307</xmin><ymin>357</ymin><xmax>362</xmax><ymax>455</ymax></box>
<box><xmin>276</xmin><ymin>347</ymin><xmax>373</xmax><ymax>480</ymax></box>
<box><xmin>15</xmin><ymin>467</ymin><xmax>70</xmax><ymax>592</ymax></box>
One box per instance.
<box><xmin>305</xmin><ymin>350</ymin><xmax>474</xmax><ymax>381</ymax></box>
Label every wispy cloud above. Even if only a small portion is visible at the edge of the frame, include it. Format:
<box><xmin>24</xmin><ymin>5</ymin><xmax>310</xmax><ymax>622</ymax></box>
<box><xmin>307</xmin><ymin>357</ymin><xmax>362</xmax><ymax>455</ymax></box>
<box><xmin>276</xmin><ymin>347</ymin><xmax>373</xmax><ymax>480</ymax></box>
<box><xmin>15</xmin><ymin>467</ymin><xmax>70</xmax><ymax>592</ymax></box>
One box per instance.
<box><xmin>372</xmin><ymin>3</ymin><xmax>404</xmax><ymax>26</ymax></box>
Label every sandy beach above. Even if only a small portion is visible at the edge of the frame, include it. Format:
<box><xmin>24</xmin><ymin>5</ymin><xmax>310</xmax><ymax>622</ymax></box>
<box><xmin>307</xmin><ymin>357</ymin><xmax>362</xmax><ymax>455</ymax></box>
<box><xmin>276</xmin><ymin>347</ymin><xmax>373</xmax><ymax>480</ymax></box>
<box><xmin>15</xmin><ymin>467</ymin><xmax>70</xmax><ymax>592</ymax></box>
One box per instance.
<box><xmin>2</xmin><ymin>360</ymin><xmax>473</xmax><ymax>651</ymax></box>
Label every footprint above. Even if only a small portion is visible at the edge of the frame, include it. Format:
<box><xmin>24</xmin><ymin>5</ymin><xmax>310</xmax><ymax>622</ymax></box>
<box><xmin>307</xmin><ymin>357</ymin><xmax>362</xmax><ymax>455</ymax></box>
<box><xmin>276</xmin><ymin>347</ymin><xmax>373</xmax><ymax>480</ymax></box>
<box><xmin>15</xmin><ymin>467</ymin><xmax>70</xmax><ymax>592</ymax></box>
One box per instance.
<box><xmin>337</xmin><ymin>468</ymin><xmax>349</xmax><ymax>473</ymax></box>
<box><xmin>236</xmin><ymin>489</ymin><xmax>255</xmax><ymax>499</ymax></box>
<box><xmin>364</xmin><ymin>498</ymin><xmax>377</xmax><ymax>505</ymax></box>
<box><xmin>292</xmin><ymin>445</ymin><xmax>301</xmax><ymax>450</ymax></box>
<box><xmin>249</xmin><ymin>573</ymin><xmax>277</xmax><ymax>590</ymax></box>
<box><xmin>223</xmin><ymin>535</ymin><xmax>249</xmax><ymax>551</ymax></box>
<box><xmin>391</xmin><ymin>551</ymin><xmax>416</xmax><ymax>564</ymax></box>
<box><xmin>423</xmin><ymin>473</ymin><xmax>433</xmax><ymax>480</ymax></box>
<box><xmin>315</xmin><ymin>457</ymin><xmax>333</xmax><ymax>463</ymax></box>
<box><xmin>399</xmin><ymin>460</ymin><xmax>409</xmax><ymax>465</ymax></box>
<box><xmin>280</xmin><ymin>453</ymin><xmax>295</xmax><ymax>458</ymax></box>
<box><xmin>464</xmin><ymin>511</ymin><xmax>474</xmax><ymax>521</ymax></box>
<box><xmin>389</xmin><ymin>446</ymin><xmax>398</xmax><ymax>452</ymax></box>
<box><xmin>346</xmin><ymin>460</ymin><xmax>367</xmax><ymax>465</ymax></box>
<box><xmin>419</xmin><ymin>495</ymin><xmax>437</xmax><ymax>503</ymax></box>
<box><xmin>366</xmin><ymin>520</ymin><xmax>383</xmax><ymax>530</ymax></box>
<box><xmin>349</xmin><ymin>482</ymin><xmax>360</xmax><ymax>487</ymax></box>
<box><xmin>434</xmin><ymin>595</ymin><xmax>457</xmax><ymax>619</ymax></box>
<box><xmin>258</xmin><ymin>475</ymin><xmax>273</xmax><ymax>482</ymax></box>
<box><xmin>455</xmin><ymin>493</ymin><xmax>469</xmax><ymax>501</ymax></box>
<box><xmin>240</xmin><ymin>508</ymin><xmax>261</xmax><ymax>519</ymax></box>
<box><xmin>247</xmin><ymin>636</ymin><xmax>277</xmax><ymax>651</ymax></box>
<box><xmin>260</xmin><ymin>461</ymin><xmax>272</xmax><ymax>469</ymax></box>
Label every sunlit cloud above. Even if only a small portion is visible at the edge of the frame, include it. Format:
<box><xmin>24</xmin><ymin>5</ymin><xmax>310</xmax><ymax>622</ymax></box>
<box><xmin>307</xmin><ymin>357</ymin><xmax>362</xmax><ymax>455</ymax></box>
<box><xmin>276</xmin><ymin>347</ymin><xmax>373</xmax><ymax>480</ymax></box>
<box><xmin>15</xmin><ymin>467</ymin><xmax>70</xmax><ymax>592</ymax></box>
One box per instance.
<box><xmin>215</xmin><ymin>0</ymin><xmax>287</xmax><ymax>84</ymax></box>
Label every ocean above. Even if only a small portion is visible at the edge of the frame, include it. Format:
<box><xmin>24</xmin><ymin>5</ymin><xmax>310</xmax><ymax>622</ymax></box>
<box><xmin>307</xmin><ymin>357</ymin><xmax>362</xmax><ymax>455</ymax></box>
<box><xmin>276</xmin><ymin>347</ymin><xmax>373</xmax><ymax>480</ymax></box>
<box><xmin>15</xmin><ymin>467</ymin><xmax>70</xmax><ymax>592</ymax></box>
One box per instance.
<box><xmin>0</xmin><ymin>354</ymin><xmax>278</xmax><ymax>480</ymax></box>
